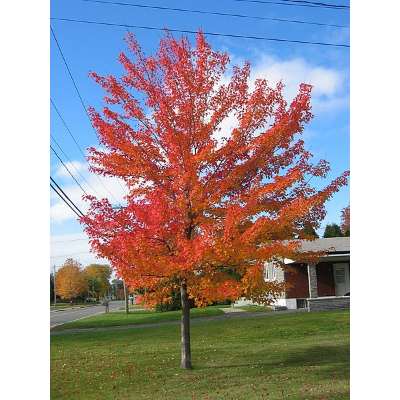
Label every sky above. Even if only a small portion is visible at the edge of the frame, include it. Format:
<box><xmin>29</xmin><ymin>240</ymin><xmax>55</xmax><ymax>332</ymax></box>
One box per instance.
<box><xmin>50</xmin><ymin>0</ymin><xmax>350</xmax><ymax>269</ymax></box>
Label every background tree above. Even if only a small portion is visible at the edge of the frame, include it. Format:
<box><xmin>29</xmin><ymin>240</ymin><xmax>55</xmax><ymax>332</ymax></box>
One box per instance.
<box><xmin>84</xmin><ymin>264</ymin><xmax>111</xmax><ymax>300</ymax></box>
<box><xmin>55</xmin><ymin>258</ymin><xmax>86</xmax><ymax>301</ymax></box>
<box><xmin>111</xmin><ymin>279</ymin><xmax>125</xmax><ymax>300</ymax></box>
<box><xmin>323</xmin><ymin>223</ymin><xmax>343</xmax><ymax>238</ymax></box>
<box><xmin>82</xmin><ymin>32</ymin><xmax>349</xmax><ymax>369</ymax></box>
<box><xmin>340</xmin><ymin>205</ymin><xmax>350</xmax><ymax>236</ymax></box>
<box><xmin>50</xmin><ymin>273</ymin><xmax>54</xmax><ymax>303</ymax></box>
<box><xmin>298</xmin><ymin>222</ymin><xmax>319</xmax><ymax>239</ymax></box>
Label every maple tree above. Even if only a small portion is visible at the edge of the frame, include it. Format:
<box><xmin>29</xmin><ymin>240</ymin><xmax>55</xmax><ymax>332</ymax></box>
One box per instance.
<box><xmin>340</xmin><ymin>205</ymin><xmax>350</xmax><ymax>236</ymax></box>
<box><xmin>81</xmin><ymin>32</ymin><xmax>349</xmax><ymax>369</ymax></box>
<box><xmin>55</xmin><ymin>258</ymin><xmax>87</xmax><ymax>301</ymax></box>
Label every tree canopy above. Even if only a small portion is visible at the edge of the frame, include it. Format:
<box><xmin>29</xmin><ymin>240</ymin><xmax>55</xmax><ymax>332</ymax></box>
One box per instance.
<box><xmin>323</xmin><ymin>223</ymin><xmax>343</xmax><ymax>238</ymax></box>
<box><xmin>84</xmin><ymin>264</ymin><xmax>111</xmax><ymax>299</ymax></box>
<box><xmin>81</xmin><ymin>32</ymin><xmax>349</xmax><ymax>368</ymax></box>
<box><xmin>340</xmin><ymin>205</ymin><xmax>350</xmax><ymax>236</ymax></box>
<box><xmin>55</xmin><ymin>258</ymin><xmax>87</xmax><ymax>301</ymax></box>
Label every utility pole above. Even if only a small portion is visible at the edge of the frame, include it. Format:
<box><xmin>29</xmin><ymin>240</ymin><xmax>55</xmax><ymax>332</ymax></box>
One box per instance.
<box><xmin>123</xmin><ymin>279</ymin><xmax>129</xmax><ymax>314</ymax></box>
<box><xmin>53</xmin><ymin>265</ymin><xmax>57</xmax><ymax>306</ymax></box>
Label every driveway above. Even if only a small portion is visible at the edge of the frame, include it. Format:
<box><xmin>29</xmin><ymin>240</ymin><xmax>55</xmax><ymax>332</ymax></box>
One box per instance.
<box><xmin>50</xmin><ymin>301</ymin><xmax>124</xmax><ymax>328</ymax></box>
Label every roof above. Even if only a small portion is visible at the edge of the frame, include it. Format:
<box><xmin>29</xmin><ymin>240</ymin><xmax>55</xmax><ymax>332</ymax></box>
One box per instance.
<box><xmin>298</xmin><ymin>237</ymin><xmax>350</xmax><ymax>253</ymax></box>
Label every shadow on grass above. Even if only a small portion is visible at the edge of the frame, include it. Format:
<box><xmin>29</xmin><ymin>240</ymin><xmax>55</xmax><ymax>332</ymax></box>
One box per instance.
<box><xmin>197</xmin><ymin>343</ymin><xmax>349</xmax><ymax>379</ymax></box>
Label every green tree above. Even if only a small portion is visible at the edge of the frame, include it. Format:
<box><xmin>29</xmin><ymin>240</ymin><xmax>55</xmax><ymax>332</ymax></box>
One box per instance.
<box><xmin>323</xmin><ymin>223</ymin><xmax>343</xmax><ymax>238</ymax></box>
<box><xmin>299</xmin><ymin>223</ymin><xmax>319</xmax><ymax>239</ymax></box>
<box><xmin>84</xmin><ymin>264</ymin><xmax>111</xmax><ymax>299</ymax></box>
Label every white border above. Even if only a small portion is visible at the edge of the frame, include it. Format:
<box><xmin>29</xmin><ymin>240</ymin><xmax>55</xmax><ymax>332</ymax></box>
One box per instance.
<box><xmin>351</xmin><ymin>1</ymin><xmax>400</xmax><ymax>398</ymax></box>
<box><xmin>1</xmin><ymin>2</ymin><xmax>49</xmax><ymax>399</ymax></box>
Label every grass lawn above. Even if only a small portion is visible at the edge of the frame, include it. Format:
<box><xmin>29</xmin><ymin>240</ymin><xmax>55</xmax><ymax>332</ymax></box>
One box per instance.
<box><xmin>52</xmin><ymin>307</ymin><xmax>225</xmax><ymax>331</ymax></box>
<box><xmin>51</xmin><ymin>310</ymin><xmax>349</xmax><ymax>399</ymax></box>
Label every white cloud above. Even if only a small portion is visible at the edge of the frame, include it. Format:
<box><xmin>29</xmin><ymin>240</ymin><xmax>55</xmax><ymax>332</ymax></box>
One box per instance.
<box><xmin>249</xmin><ymin>55</ymin><xmax>346</xmax><ymax>114</ymax></box>
<box><xmin>55</xmin><ymin>161</ymin><xmax>86</xmax><ymax>178</ymax></box>
<box><xmin>50</xmin><ymin>232</ymin><xmax>108</xmax><ymax>269</ymax></box>
<box><xmin>51</xmin><ymin>161</ymin><xmax>127</xmax><ymax>223</ymax></box>
<box><xmin>211</xmin><ymin>55</ymin><xmax>347</xmax><ymax>146</ymax></box>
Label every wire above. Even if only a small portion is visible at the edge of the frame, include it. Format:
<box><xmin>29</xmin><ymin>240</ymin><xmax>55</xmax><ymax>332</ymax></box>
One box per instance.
<box><xmin>51</xmin><ymin>176</ymin><xmax>86</xmax><ymax>216</ymax></box>
<box><xmin>50</xmin><ymin>181</ymin><xmax>84</xmax><ymax>219</ymax></box>
<box><xmin>51</xmin><ymin>183</ymin><xmax>81</xmax><ymax>218</ymax></box>
<box><xmin>50</xmin><ymin>251</ymin><xmax>94</xmax><ymax>259</ymax></box>
<box><xmin>51</xmin><ymin>144</ymin><xmax>88</xmax><ymax>196</ymax></box>
<box><xmin>50</xmin><ymin>17</ymin><xmax>350</xmax><ymax>48</ymax></box>
<box><xmin>50</xmin><ymin>98</ymin><xmax>123</xmax><ymax>203</ymax></box>
<box><xmin>81</xmin><ymin>0</ymin><xmax>348</xmax><ymax>28</ymax></box>
<box><xmin>50</xmin><ymin>28</ymin><xmax>125</xmax><ymax>201</ymax></box>
<box><xmin>279</xmin><ymin>0</ymin><xmax>348</xmax><ymax>8</ymax></box>
<box><xmin>50</xmin><ymin>26</ymin><xmax>93</xmax><ymax>123</ymax></box>
<box><xmin>52</xmin><ymin>238</ymin><xmax>88</xmax><ymax>243</ymax></box>
<box><xmin>230</xmin><ymin>0</ymin><xmax>349</xmax><ymax>9</ymax></box>
<box><xmin>51</xmin><ymin>133</ymin><xmax>100</xmax><ymax>196</ymax></box>
<box><xmin>51</xmin><ymin>99</ymin><xmax>87</xmax><ymax>160</ymax></box>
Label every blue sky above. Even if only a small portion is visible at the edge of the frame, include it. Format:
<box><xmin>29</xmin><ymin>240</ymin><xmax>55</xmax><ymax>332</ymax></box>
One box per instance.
<box><xmin>50</xmin><ymin>0</ymin><xmax>350</xmax><ymax>267</ymax></box>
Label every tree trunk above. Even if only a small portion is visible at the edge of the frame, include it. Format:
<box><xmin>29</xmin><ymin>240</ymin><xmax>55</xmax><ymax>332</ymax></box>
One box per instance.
<box><xmin>123</xmin><ymin>280</ymin><xmax>129</xmax><ymax>314</ymax></box>
<box><xmin>180</xmin><ymin>281</ymin><xmax>192</xmax><ymax>369</ymax></box>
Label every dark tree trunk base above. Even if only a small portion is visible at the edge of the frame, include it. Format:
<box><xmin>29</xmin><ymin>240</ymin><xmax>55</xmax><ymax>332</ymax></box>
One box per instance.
<box><xmin>180</xmin><ymin>281</ymin><xmax>192</xmax><ymax>369</ymax></box>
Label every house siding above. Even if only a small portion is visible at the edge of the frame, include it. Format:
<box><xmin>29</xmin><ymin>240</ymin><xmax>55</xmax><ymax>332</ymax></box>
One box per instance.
<box><xmin>284</xmin><ymin>262</ymin><xmax>338</xmax><ymax>299</ymax></box>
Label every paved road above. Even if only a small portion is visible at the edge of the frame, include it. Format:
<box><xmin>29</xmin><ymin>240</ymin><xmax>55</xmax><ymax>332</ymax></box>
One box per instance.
<box><xmin>50</xmin><ymin>301</ymin><xmax>125</xmax><ymax>328</ymax></box>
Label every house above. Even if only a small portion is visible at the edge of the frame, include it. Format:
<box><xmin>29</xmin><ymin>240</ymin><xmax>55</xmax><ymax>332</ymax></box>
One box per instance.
<box><xmin>237</xmin><ymin>237</ymin><xmax>350</xmax><ymax>311</ymax></box>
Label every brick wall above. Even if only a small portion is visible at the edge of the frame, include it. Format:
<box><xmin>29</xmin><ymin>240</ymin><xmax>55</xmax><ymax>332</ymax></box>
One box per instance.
<box><xmin>284</xmin><ymin>264</ymin><xmax>309</xmax><ymax>299</ymax></box>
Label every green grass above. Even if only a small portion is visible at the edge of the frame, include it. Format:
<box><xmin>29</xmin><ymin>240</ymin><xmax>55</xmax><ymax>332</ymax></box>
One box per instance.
<box><xmin>52</xmin><ymin>307</ymin><xmax>225</xmax><ymax>331</ymax></box>
<box><xmin>51</xmin><ymin>310</ymin><xmax>349</xmax><ymax>400</ymax></box>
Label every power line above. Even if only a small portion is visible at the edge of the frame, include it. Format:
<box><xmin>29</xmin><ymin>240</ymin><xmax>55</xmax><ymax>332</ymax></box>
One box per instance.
<box><xmin>51</xmin><ymin>17</ymin><xmax>350</xmax><ymax>48</ymax></box>
<box><xmin>50</xmin><ymin>181</ymin><xmax>83</xmax><ymax>219</ymax></box>
<box><xmin>51</xmin><ymin>183</ymin><xmax>81</xmax><ymax>218</ymax></box>
<box><xmin>51</xmin><ymin>176</ymin><xmax>86</xmax><ymax>217</ymax></box>
<box><xmin>81</xmin><ymin>0</ymin><xmax>348</xmax><ymax>28</ymax></box>
<box><xmin>50</xmin><ymin>98</ymin><xmax>123</xmax><ymax>203</ymax></box>
<box><xmin>51</xmin><ymin>133</ymin><xmax>100</xmax><ymax>196</ymax></box>
<box><xmin>50</xmin><ymin>26</ymin><xmax>93</xmax><ymax>123</ymax></box>
<box><xmin>50</xmin><ymin>251</ymin><xmax>95</xmax><ymax>259</ymax></box>
<box><xmin>51</xmin><ymin>99</ymin><xmax>87</xmax><ymax>161</ymax></box>
<box><xmin>52</xmin><ymin>238</ymin><xmax>88</xmax><ymax>243</ymax></box>
<box><xmin>279</xmin><ymin>0</ymin><xmax>348</xmax><ymax>8</ymax></box>
<box><xmin>50</xmin><ymin>28</ymin><xmax>124</xmax><ymax>201</ymax></box>
<box><xmin>51</xmin><ymin>144</ymin><xmax>88</xmax><ymax>196</ymax></box>
<box><xmin>230</xmin><ymin>0</ymin><xmax>349</xmax><ymax>10</ymax></box>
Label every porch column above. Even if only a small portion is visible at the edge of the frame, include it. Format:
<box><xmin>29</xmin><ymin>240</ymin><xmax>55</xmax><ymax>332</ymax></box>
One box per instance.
<box><xmin>307</xmin><ymin>263</ymin><xmax>318</xmax><ymax>298</ymax></box>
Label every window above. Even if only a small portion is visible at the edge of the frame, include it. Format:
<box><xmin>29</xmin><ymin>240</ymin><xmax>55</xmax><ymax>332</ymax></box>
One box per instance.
<box><xmin>265</xmin><ymin>263</ymin><xmax>277</xmax><ymax>281</ymax></box>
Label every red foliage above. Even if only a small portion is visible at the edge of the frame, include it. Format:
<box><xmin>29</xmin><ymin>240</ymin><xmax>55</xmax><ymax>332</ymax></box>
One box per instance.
<box><xmin>81</xmin><ymin>32</ymin><xmax>349</xmax><ymax>307</ymax></box>
<box><xmin>341</xmin><ymin>205</ymin><xmax>350</xmax><ymax>234</ymax></box>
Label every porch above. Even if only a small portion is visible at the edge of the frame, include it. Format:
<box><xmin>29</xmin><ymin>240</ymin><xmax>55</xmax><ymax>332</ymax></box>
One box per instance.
<box><xmin>282</xmin><ymin>238</ymin><xmax>350</xmax><ymax>311</ymax></box>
